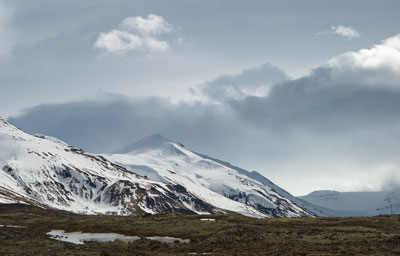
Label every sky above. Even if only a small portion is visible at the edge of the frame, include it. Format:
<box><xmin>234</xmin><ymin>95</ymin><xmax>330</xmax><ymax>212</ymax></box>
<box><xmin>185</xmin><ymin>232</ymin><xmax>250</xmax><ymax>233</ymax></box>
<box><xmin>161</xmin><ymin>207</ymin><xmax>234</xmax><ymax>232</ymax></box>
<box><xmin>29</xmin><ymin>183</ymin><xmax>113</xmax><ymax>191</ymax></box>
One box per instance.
<box><xmin>2</xmin><ymin>0</ymin><xmax>400</xmax><ymax>195</ymax></box>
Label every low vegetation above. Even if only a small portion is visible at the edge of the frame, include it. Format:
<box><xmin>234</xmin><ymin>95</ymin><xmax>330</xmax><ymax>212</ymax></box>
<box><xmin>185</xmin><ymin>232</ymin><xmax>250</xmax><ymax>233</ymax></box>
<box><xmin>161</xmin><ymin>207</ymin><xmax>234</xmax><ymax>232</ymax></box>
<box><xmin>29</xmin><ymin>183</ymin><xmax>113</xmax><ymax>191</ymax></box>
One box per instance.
<box><xmin>1</xmin><ymin>204</ymin><xmax>400</xmax><ymax>255</ymax></box>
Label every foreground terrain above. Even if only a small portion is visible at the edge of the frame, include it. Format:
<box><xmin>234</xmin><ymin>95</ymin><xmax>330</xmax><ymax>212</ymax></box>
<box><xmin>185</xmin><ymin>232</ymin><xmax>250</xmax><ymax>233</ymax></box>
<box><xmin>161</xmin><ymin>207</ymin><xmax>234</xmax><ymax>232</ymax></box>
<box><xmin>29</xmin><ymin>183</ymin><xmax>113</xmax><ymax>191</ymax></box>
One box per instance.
<box><xmin>1</xmin><ymin>204</ymin><xmax>400</xmax><ymax>255</ymax></box>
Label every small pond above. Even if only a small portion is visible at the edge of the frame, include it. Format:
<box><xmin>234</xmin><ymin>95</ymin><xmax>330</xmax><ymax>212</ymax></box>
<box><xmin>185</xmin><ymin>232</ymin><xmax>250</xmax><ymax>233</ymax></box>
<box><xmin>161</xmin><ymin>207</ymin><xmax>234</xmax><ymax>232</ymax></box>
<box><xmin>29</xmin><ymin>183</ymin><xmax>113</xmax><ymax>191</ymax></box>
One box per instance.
<box><xmin>47</xmin><ymin>230</ymin><xmax>190</xmax><ymax>245</ymax></box>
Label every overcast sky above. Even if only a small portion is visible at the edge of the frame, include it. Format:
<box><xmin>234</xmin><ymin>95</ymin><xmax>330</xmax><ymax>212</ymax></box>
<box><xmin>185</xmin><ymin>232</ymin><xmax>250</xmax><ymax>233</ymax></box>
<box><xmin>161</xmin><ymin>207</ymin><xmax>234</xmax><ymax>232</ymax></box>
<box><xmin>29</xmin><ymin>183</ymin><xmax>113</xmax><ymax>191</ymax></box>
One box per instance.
<box><xmin>2</xmin><ymin>0</ymin><xmax>400</xmax><ymax>195</ymax></box>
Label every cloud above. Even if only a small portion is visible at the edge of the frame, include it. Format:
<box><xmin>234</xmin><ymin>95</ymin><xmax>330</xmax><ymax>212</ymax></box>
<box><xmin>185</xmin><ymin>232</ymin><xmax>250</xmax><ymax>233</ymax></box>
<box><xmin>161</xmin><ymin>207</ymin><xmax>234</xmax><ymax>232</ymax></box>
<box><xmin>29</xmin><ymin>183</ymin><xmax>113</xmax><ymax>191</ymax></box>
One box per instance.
<box><xmin>319</xmin><ymin>25</ymin><xmax>360</xmax><ymax>39</ymax></box>
<box><xmin>230</xmin><ymin>35</ymin><xmax>400</xmax><ymax>131</ymax></box>
<box><xmin>196</xmin><ymin>63</ymin><xmax>288</xmax><ymax>102</ymax></box>
<box><xmin>94</xmin><ymin>14</ymin><xmax>174</xmax><ymax>54</ymax></box>
<box><xmin>327</xmin><ymin>35</ymin><xmax>400</xmax><ymax>86</ymax></box>
<box><xmin>121</xmin><ymin>14</ymin><xmax>172</xmax><ymax>35</ymax></box>
<box><xmin>7</xmin><ymin>94</ymin><xmax>240</xmax><ymax>155</ymax></box>
<box><xmin>8</xmin><ymin>34</ymin><xmax>400</xmax><ymax>194</ymax></box>
<box><xmin>94</xmin><ymin>30</ymin><xmax>169</xmax><ymax>54</ymax></box>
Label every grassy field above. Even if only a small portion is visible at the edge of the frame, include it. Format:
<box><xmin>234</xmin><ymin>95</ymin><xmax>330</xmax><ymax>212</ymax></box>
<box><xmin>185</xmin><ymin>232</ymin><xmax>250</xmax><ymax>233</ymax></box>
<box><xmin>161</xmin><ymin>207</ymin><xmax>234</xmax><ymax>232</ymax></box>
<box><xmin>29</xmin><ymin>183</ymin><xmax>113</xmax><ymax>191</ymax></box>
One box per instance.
<box><xmin>1</xmin><ymin>204</ymin><xmax>400</xmax><ymax>255</ymax></box>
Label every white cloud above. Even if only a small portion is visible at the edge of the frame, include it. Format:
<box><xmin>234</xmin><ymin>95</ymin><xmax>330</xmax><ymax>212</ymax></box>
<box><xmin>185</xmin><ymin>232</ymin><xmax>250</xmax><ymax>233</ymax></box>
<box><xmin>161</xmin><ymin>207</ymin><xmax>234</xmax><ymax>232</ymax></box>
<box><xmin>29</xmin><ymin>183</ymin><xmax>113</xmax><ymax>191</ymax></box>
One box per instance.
<box><xmin>94</xmin><ymin>14</ymin><xmax>173</xmax><ymax>55</ymax></box>
<box><xmin>319</xmin><ymin>25</ymin><xmax>360</xmax><ymax>39</ymax></box>
<box><xmin>332</xmin><ymin>25</ymin><xmax>360</xmax><ymax>39</ymax></box>
<box><xmin>329</xmin><ymin>35</ymin><xmax>400</xmax><ymax>71</ymax></box>
<box><xmin>328</xmin><ymin>34</ymin><xmax>400</xmax><ymax>86</ymax></box>
<box><xmin>94</xmin><ymin>30</ymin><xmax>143</xmax><ymax>54</ymax></box>
<box><xmin>121</xmin><ymin>14</ymin><xmax>172</xmax><ymax>35</ymax></box>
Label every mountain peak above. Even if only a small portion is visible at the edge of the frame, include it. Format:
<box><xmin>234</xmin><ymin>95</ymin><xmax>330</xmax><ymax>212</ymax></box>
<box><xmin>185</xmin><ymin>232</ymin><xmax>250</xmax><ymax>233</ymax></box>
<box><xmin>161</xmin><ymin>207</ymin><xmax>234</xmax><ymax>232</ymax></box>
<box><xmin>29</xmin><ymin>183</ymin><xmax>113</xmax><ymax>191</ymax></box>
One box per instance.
<box><xmin>145</xmin><ymin>133</ymin><xmax>171</xmax><ymax>142</ymax></box>
<box><xmin>0</xmin><ymin>117</ymin><xmax>8</xmax><ymax>125</ymax></box>
<box><xmin>116</xmin><ymin>133</ymin><xmax>179</xmax><ymax>154</ymax></box>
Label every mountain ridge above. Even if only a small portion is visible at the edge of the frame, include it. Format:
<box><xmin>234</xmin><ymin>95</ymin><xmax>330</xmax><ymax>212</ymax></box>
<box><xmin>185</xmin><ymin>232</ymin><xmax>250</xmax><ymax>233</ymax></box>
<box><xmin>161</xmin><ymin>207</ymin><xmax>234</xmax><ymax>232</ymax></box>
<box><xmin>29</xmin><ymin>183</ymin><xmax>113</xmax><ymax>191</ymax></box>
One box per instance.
<box><xmin>105</xmin><ymin>136</ymin><xmax>315</xmax><ymax>217</ymax></box>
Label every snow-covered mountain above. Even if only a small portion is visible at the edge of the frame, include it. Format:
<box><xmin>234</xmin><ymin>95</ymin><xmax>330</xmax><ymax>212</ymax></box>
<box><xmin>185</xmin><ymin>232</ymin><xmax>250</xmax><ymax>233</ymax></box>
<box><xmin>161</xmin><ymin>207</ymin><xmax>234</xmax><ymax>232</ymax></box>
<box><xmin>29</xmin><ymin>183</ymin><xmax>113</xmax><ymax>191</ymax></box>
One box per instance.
<box><xmin>300</xmin><ymin>190</ymin><xmax>400</xmax><ymax>216</ymax></box>
<box><xmin>0</xmin><ymin>118</ymin><xmax>227</xmax><ymax>216</ymax></box>
<box><xmin>0</xmin><ymin>118</ymin><xmax>314</xmax><ymax>217</ymax></box>
<box><xmin>104</xmin><ymin>134</ymin><xmax>314</xmax><ymax>217</ymax></box>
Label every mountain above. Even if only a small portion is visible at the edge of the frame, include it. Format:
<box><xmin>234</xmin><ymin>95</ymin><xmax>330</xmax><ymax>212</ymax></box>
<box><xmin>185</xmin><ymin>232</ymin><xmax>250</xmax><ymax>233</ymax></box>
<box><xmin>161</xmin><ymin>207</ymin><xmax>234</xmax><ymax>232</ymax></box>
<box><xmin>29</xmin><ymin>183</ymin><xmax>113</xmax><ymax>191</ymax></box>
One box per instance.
<box><xmin>299</xmin><ymin>190</ymin><xmax>400</xmax><ymax>216</ymax></box>
<box><xmin>0</xmin><ymin>118</ymin><xmax>229</xmax><ymax>216</ymax></box>
<box><xmin>186</xmin><ymin>151</ymin><xmax>344</xmax><ymax>217</ymax></box>
<box><xmin>104</xmin><ymin>134</ymin><xmax>315</xmax><ymax>217</ymax></box>
<box><xmin>0</xmin><ymin>119</ymin><xmax>315</xmax><ymax>217</ymax></box>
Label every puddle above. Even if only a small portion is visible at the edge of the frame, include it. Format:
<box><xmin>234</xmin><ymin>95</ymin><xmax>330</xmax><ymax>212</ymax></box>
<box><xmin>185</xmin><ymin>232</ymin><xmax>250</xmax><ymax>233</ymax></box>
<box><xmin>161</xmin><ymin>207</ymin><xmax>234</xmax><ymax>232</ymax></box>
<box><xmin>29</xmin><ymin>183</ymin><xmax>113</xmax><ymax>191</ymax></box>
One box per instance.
<box><xmin>200</xmin><ymin>218</ymin><xmax>216</xmax><ymax>222</ymax></box>
<box><xmin>47</xmin><ymin>230</ymin><xmax>190</xmax><ymax>245</ymax></box>
<box><xmin>147</xmin><ymin>236</ymin><xmax>189</xmax><ymax>243</ymax></box>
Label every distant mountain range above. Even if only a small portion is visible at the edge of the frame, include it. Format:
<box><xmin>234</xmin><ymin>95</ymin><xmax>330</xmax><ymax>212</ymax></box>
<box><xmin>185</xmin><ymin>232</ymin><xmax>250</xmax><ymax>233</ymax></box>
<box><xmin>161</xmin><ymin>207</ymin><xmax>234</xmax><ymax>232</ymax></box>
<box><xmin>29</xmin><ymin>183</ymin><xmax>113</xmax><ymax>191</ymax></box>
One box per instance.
<box><xmin>299</xmin><ymin>189</ymin><xmax>400</xmax><ymax>216</ymax></box>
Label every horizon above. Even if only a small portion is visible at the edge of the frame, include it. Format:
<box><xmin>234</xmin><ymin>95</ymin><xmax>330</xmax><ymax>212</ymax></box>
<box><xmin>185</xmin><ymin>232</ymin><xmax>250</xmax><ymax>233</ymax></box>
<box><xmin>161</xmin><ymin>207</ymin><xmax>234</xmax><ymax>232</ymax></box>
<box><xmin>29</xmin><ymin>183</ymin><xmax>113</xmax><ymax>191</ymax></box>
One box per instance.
<box><xmin>2</xmin><ymin>0</ymin><xmax>400</xmax><ymax>195</ymax></box>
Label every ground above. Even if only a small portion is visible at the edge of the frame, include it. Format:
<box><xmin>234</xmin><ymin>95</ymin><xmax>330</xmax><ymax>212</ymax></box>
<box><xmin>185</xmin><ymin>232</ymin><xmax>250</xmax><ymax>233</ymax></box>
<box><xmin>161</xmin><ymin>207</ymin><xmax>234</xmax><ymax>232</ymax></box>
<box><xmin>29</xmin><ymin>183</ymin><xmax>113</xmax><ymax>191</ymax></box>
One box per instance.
<box><xmin>1</xmin><ymin>204</ymin><xmax>400</xmax><ymax>255</ymax></box>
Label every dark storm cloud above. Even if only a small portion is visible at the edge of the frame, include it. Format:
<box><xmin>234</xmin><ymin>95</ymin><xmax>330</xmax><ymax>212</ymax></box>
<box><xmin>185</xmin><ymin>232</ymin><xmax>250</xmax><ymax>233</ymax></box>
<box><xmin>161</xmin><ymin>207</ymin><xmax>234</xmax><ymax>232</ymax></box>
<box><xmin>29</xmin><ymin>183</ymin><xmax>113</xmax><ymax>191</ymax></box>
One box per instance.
<box><xmin>230</xmin><ymin>67</ymin><xmax>400</xmax><ymax>132</ymax></box>
<box><xmin>198</xmin><ymin>63</ymin><xmax>288</xmax><ymax>101</ymax></box>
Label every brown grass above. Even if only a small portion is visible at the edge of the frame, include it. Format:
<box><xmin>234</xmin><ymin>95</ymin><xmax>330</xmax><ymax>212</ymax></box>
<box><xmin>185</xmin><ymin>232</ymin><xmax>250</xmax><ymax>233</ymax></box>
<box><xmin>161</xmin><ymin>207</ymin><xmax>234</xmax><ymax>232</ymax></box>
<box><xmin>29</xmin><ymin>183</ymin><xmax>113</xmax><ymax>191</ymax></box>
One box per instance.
<box><xmin>1</xmin><ymin>204</ymin><xmax>400</xmax><ymax>255</ymax></box>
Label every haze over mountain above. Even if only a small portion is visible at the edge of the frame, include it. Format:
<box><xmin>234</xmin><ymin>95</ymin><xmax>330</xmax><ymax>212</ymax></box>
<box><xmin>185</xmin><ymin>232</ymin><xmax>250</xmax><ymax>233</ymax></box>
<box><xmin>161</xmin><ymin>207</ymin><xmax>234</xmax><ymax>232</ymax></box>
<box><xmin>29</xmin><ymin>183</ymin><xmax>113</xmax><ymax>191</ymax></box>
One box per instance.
<box><xmin>300</xmin><ymin>190</ymin><xmax>400</xmax><ymax>216</ymax></box>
